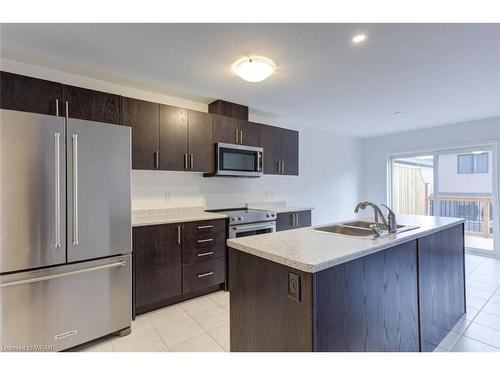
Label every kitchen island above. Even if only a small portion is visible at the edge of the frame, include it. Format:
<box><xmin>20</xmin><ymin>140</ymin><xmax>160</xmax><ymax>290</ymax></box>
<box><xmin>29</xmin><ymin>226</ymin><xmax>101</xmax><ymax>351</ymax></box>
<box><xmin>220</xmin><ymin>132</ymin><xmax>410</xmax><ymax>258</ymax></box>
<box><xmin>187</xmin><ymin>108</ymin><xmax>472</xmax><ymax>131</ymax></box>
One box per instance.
<box><xmin>227</xmin><ymin>215</ymin><xmax>466</xmax><ymax>352</ymax></box>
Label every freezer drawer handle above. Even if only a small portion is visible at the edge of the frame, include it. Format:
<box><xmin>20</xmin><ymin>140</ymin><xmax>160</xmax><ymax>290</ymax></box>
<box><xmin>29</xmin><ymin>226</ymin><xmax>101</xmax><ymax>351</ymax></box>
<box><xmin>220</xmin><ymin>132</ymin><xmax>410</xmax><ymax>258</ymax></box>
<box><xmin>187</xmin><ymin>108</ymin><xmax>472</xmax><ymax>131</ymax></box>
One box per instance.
<box><xmin>197</xmin><ymin>238</ymin><xmax>213</xmax><ymax>243</ymax></box>
<box><xmin>197</xmin><ymin>272</ymin><xmax>214</xmax><ymax>278</ymax></box>
<box><xmin>54</xmin><ymin>132</ymin><xmax>61</xmax><ymax>248</ymax></box>
<box><xmin>0</xmin><ymin>261</ymin><xmax>126</xmax><ymax>288</ymax></box>
<box><xmin>72</xmin><ymin>134</ymin><xmax>79</xmax><ymax>246</ymax></box>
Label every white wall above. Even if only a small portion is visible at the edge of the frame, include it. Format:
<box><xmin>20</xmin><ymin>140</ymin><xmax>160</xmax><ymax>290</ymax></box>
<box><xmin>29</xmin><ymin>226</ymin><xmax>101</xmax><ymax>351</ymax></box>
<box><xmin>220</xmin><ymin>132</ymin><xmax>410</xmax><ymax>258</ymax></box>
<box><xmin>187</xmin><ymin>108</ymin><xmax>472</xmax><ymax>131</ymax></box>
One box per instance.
<box><xmin>361</xmin><ymin>116</ymin><xmax>500</xmax><ymax>206</ymax></box>
<box><xmin>438</xmin><ymin>152</ymin><xmax>492</xmax><ymax>194</ymax></box>
<box><xmin>0</xmin><ymin>58</ymin><xmax>364</xmax><ymax>225</ymax></box>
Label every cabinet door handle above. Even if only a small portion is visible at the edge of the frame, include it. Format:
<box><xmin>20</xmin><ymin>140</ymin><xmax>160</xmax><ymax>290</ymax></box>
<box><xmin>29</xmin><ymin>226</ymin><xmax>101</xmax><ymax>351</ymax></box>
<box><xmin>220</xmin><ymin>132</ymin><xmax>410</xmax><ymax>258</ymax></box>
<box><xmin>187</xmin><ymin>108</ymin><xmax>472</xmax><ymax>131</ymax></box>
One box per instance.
<box><xmin>235</xmin><ymin>129</ymin><xmax>239</xmax><ymax>143</ymax></box>
<box><xmin>177</xmin><ymin>225</ymin><xmax>181</xmax><ymax>245</ymax></box>
<box><xmin>190</xmin><ymin>154</ymin><xmax>194</xmax><ymax>170</ymax></box>
<box><xmin>277</xmin><ymin>161</ymin><xmax>281</xmax><ymax>174</ymax></box>
<box><xmin>184</xmin><ymin>153</ymin><xmax>188</xmax><ymax>170</ymax></box>
<box><xmin>198</xmin><ymin>251</ymin><xmax>214</xmax><ymax>257</ymax></box>
<box><xmin>282</xmin><ymin>161</ymin><xmax>285</xmax><ymax>174</ymax></box>
<box><xmin>197</xmin><ymin>225</ymin><xmax>213</xmax><ymax>229</ymax></box>
<box><xmin>240</xmin><ymin>130</ymin><xmax>243</xmax><ymax>144</ymax></box>
<box><xmin>296</xmin><ymin>213</ymin><xmax>299</xmax><ymax>227</ymax></box>
<box><xmin>55</xmin><ymin>99</ymin><xmax>59</xmax><ymax>117</ymax></box>
<box><xmin>292</xmin><ymin>213</ymin><xmax>295</xmax><ymax>227</ymax></box>
<box><xmin>197</xmin><ymin>272</ymin><xmax>214</xmax><ymax>278</ymax></box>
<box><xmin>154</xmin><ymin>151</ymin><xmax>159</xmax><ymax>169</ymax></box>
<box><xmin>198</xmin><ymin>238</ymin><xmax>213</xmax><ymax>243</ymax></box>
<box><xmin>65</xmin><ymin>101</ymin><xmax>69</xmax><ymax>121</ymax></box>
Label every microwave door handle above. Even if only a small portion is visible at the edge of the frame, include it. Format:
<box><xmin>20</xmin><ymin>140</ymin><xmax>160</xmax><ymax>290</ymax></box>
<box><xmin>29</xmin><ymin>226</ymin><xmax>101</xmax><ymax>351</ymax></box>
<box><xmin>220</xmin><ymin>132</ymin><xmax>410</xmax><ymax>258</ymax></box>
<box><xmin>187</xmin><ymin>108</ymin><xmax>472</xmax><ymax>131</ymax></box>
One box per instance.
<box><xmin>257</xmin><ymin>152</ymin><xmax>263</xmax><ymax>171</ymax></box>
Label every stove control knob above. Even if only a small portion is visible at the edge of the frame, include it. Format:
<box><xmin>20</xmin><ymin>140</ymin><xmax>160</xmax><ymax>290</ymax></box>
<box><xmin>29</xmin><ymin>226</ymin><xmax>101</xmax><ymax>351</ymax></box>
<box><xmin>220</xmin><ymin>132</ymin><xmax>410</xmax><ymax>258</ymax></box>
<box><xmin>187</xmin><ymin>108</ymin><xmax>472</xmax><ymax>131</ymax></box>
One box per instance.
<box><xmin>266</xmin><ymin>213</ymin><xmax>271</xmax><ymax>218</ymax></box>
<box><xmin>238</xmin><ymin>216</ymin><xmax>244</xmax><ymax>221</ymax></box>
<box><xmin>231</xmin><ymin>216</ymin><xmax>237</xmax><ymax>222</ymax></box>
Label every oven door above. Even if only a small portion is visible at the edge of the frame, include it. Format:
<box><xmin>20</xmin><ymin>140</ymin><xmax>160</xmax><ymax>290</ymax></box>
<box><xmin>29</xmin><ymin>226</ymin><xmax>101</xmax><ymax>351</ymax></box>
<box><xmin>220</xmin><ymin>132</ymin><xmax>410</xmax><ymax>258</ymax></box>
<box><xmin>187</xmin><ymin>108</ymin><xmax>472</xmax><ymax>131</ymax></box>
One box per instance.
<box><xmin>229</xmin><ymin>221</ymin><xmax>276</xmax><ymax>239</ymax></box>
<box><xmin>216</xmin><ymin>143</ymin><xmax>263</xmax><ymax>177</ymax></box>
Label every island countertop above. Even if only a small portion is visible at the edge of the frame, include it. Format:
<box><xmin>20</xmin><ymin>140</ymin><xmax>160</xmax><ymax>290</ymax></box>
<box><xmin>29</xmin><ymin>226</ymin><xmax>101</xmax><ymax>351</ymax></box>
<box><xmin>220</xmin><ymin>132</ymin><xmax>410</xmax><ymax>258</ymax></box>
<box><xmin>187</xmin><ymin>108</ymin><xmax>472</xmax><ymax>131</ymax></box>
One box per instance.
<box><xmin>226</xmin><ymin>214</ymin><xmax>465</xmax><ymax>273</ymax></box>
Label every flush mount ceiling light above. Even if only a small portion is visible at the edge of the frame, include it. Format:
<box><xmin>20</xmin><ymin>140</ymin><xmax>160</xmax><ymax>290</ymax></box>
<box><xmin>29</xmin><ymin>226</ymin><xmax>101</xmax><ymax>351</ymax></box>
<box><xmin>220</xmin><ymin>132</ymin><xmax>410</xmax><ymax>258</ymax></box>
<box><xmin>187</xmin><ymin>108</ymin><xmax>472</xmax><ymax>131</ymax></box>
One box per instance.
<box><xmin>352</xmin><ymin>34</ymin><xmax>367</xmax><ymax>44</ymax></box>
<box><xmin>233</xmin><ymin>56</ymin><xmax>276</xmax><ymax>83</ymax></box>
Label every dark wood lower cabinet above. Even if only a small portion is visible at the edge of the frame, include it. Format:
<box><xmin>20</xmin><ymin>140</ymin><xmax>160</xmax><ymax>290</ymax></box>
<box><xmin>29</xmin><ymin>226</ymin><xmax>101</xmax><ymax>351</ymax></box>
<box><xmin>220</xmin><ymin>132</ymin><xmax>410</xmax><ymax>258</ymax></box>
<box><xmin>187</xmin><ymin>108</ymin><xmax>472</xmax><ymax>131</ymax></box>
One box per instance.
<box><xmin>229</xmin><ymin>223</ymin><xmax>465</xmax><ymax>352</ymax></box>
<box><xmin>276</xmin><ymin>210</ymin><xmax>312</xmax><ymax>231</ymax></box>
<box><xmin>133</xmin><ymin>219</ymin><xmax>227</xmax><ymax>315</ymax></box>
<box><xmin>133</xmin><ymin>224</ymin><xmax>182</xmax><ymax>315</ymax></box>
<box><xmin>418</xmin><ymin>223</ymin><xmax>466</xmax><ymax>352</ymax></box>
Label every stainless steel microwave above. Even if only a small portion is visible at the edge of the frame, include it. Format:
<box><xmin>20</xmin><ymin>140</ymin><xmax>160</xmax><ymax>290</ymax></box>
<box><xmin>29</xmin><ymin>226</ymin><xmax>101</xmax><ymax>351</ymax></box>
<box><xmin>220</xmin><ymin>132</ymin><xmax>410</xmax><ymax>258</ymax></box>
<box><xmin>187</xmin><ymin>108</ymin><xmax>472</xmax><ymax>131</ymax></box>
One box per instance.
<box><xmin>204</xmin><ymin>143</ymin><xmax>263</xmax><ymax>177</ymax></box>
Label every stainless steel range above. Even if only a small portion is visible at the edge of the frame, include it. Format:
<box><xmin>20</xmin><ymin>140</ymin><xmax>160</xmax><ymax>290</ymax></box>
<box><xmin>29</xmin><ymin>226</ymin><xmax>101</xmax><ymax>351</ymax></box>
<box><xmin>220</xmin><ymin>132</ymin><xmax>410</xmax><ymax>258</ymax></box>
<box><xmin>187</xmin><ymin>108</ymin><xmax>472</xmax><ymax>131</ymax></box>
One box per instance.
<box><xmin>208</xmin><ymin>208</ymin><xmax>277</xmax><ymax>238</ymax></box>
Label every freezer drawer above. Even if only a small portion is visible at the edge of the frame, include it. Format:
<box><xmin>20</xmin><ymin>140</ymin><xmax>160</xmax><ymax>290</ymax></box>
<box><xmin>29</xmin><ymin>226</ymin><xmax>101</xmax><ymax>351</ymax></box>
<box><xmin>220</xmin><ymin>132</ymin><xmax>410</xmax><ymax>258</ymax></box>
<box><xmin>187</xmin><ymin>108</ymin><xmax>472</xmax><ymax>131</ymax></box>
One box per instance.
<box><xmin>0</xmin><ymin>255</ymin><xmax>131</xmax><ymax>352</ymax></box>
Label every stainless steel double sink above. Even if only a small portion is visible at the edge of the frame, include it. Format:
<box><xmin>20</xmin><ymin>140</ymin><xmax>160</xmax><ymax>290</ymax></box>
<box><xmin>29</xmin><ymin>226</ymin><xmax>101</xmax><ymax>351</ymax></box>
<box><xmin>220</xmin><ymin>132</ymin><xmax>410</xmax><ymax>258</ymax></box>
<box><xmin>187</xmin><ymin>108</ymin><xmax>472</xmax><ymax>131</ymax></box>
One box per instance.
<box><xmin>313</xmin><ymin>220</ymin><xmax>419</xmax><ymax>239</ymax></box>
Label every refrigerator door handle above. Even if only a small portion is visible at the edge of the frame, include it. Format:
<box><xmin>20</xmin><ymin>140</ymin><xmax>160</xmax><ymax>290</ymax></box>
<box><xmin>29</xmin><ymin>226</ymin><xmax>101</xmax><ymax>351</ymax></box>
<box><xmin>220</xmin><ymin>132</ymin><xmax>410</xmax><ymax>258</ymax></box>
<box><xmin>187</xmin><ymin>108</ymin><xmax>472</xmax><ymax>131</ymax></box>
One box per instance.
<box><xmin>72</xmin><ymin>133</ymin><xmax>79</xmax><ymax>246</ymax></box>
<box><xmin>54</xmin><ymin>132</ymin><xmax>61</xmax><ymax>248</ymax></box>
<box><xmin>0</xmin><ymin>261</ymin><xmax>126</xmax><ymax>288</ymax></box>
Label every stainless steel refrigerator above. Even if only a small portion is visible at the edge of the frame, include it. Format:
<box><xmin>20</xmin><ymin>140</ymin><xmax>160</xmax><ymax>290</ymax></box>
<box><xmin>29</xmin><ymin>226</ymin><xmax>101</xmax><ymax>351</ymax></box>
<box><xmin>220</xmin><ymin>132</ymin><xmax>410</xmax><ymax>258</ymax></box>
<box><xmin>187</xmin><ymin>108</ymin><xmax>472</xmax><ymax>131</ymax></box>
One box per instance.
<box><xmin>0</xmin><ymin>109</ymin><xmax>132</xmax><ymax>352</ymax></box>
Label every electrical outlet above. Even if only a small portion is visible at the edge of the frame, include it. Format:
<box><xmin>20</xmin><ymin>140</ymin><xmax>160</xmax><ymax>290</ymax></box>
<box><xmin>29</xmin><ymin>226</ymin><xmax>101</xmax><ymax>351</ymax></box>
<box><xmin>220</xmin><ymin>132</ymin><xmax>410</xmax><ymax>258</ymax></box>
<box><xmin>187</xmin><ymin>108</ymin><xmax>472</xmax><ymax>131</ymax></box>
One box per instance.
<box><xmin>288</xmin><ymin>272</ymin><xmax>301</xmax><ymax>302</ymax></box>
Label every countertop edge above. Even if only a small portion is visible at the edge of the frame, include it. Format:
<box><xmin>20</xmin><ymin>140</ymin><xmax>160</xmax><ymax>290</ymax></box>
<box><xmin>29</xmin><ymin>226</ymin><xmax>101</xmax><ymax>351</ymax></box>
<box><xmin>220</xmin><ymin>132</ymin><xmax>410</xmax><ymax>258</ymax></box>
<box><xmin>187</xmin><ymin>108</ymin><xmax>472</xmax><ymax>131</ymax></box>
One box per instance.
<box><xmin>132</xmin><ymin>213</ymin><xmax>227</xmax><ymax>227</ymax></box>
<box><xmin>227</xmin><ymin>218</ymin><xmax>465</xmax><ymax>273</ymax></box>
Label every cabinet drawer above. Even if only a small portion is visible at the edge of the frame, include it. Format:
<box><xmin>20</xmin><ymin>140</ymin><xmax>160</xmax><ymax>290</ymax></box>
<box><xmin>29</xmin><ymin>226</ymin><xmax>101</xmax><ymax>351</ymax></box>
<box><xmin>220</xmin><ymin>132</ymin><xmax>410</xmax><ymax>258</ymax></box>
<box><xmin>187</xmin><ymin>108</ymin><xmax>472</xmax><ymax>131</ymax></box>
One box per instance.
<box><xmin>182</xmin><ymin>245</ymin><xmax>225</xmax><ymax>264</ymax></box>
<box><xmin>181</xmin><ymin>219</ymin><xmax>226</xmax><ymax>235</ymax></box>
<box><xmin>182</xmin><ymin>231</ymin><xmax>226</xmax><ymax>250</ymax></box>
<box><xmin>182</xmin><ymin>258</ymin><xmax>225</xmax><ymax>294</ymax></box>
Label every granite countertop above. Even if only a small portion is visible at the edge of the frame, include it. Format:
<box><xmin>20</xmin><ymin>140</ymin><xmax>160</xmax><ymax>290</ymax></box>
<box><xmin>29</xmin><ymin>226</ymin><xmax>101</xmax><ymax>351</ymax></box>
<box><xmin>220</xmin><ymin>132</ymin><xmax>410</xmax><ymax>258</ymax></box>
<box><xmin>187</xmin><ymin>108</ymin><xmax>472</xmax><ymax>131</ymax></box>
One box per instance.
<box><xmin>227</xmin><ymin>215</ymin><xmax>465</xmax><ymax>273</ymax></box>
<box><xmin>132</xmin><ymin>207</ymin><xmax>227</xmax><ymax>227</ymax></box>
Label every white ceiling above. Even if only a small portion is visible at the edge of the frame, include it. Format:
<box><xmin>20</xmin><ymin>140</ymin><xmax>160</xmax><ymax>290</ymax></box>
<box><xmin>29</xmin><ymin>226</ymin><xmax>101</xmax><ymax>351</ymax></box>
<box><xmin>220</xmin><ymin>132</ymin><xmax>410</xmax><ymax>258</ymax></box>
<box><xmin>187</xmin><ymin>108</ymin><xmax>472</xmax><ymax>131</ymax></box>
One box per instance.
<box><xmin>1</xmin><ymin>23</ymin><xmax>499</xmax><ymax>137</ymax></box>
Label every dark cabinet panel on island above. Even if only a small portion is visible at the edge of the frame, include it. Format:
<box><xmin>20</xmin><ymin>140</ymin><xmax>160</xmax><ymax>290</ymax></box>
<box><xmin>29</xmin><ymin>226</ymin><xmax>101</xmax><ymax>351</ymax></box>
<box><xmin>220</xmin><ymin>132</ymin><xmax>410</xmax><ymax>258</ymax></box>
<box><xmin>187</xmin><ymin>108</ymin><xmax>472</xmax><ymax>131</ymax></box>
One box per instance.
<box><xmin>418</xmin><ymin>223</ymin><xmax>465</xmax><ymax>352</ymax></box>
<box><xmin>62</xmin><ymin>85</ymin><xmax>121</xmax><ymax>124</ymax></box>
<box><xmin>1</xmin><ymin>71</ymin><xmax>62</xmax><ymax>116</ymax></box>
<box><xmin>122</xmin><ymin>97</ymin><xmax>160</xmax><ymax>170</ymax></box>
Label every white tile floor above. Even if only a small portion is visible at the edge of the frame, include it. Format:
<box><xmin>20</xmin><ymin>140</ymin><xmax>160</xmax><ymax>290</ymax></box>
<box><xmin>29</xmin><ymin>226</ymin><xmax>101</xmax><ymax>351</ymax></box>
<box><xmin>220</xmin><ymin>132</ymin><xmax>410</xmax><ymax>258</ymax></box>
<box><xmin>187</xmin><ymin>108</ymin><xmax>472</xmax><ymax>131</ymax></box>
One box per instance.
<box><xmin>78</xmin><ymin>290</ymin><xmax>229</xmax><ymax>352</ymax></box>
<box><xmin>435</xmin><ymin>253</ymin><xmax>500</xmax><ymax>352</ymax></box>
<box><xmin>78</xmin><ymin>253</ymin><xmax>500</xmax><ymax>352</ymax></box>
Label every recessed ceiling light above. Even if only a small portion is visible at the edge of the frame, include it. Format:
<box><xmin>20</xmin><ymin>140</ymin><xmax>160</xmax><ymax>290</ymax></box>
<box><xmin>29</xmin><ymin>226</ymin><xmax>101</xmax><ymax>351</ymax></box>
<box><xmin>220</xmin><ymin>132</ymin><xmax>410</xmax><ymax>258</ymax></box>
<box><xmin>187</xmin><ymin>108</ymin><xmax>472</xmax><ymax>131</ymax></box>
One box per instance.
<box><xmin>352</xmin><ymin>34</ymin><xmax>366</xmax><ymax>44</ymax></box>
<box><xmin>233</xmin><ymin>56</ymin><xmax>276</xmax><ymax>83</ymax></box>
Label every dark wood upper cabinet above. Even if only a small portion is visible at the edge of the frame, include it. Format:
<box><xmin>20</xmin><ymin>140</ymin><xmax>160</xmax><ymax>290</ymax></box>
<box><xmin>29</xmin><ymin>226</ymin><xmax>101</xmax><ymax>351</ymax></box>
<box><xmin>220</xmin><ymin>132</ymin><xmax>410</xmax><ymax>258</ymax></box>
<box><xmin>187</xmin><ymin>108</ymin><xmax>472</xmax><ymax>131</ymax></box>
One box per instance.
<box><xmin>239</xmin><ymin>120</ymin><xmax>260</xmax><ymax>147</ymax></box>
<box><xmin>280</xmin><ymin>128</ymin><xmax>299</xmax><ymax>175</ymax></box>
<box><xmin>160</xmin><ymin>104</ymin><xmax>188</xmax><ymax>171</ymax></box>
<box><xmin>133</xmin><ymin>224</ymin><xmax>182</xmax><ymax>315</ymax></box>
<box><xmin>208</xmin><ymin>99</ymin><xmax>248</xmax><ymax>120</ymax></box>
<box><xmin>1</xmin><ymin>71</ymin><xmax>61</xmax><ymax>116</ymax></box>
<box><xmin>62</xmin><ymin>85</ymin><xmax>121</xmax><ymax>125</ymax></box>
<box><xmin>212</xmin><ymin>115</ymin><xmax>259</xmax><ymax>147</ymax></box>
<box><xmin>188</xmin><ymin>110</ymin><xmax>213</xmax><ymax>172</ymax></box>
<box><xmin>212</xmin><ymin>114</ymin><xmax>240</xmax><ymax>144</ymax></box>
<box><xmin>122</xmin><ymin>97</ymin><xmax>160</xmax><ymax>170</ymax></box>
<box><xmin>259</xmin><ymin>124</ymin><xmax>299</xmax><ymax>175</ymax></box>
<box><xmin>259</xmin><ymin>124</ymin><xmax>282</xmax><ymax>174</ymax></box>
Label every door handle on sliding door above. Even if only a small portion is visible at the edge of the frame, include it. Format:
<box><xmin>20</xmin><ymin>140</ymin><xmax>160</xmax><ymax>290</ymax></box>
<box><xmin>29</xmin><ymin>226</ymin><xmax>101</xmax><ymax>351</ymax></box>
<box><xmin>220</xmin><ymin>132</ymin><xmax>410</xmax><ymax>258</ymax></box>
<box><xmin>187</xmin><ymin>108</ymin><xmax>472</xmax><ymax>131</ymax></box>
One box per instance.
<box><xmin>72</xmin><ymin>133</ymin><xmax>79</xmax><ymax>246</ymax></box>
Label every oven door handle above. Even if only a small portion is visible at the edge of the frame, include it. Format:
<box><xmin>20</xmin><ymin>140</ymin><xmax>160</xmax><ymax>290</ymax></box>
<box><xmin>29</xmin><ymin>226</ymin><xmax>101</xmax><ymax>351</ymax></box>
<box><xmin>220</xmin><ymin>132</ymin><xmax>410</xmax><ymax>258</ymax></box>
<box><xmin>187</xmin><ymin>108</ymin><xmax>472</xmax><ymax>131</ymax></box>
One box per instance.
<box><xmin>231</xmin><ymin>223</ymin><xmax>276</xmax><ymax>232</ymax></box>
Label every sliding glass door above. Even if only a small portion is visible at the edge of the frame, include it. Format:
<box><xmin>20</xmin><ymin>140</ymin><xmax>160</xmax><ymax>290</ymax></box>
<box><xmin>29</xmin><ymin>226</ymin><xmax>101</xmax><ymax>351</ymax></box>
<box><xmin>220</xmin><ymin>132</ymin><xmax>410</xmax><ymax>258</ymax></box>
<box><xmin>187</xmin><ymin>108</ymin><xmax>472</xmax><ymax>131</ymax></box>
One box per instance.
<box><xmin>391</xmin><ymin>145</ymin><xmax>498</xmax><ymax>257</ymax></box>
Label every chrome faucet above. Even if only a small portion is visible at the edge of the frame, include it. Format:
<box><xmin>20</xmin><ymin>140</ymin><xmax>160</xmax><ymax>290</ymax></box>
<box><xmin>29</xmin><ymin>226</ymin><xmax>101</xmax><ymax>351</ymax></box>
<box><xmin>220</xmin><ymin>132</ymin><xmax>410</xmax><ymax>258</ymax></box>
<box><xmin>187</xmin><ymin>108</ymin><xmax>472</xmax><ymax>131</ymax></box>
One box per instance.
<box><xmin>354</xmin><ymin>201</ymin><xmax>398</xmax><ymax>237</ymax></box>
